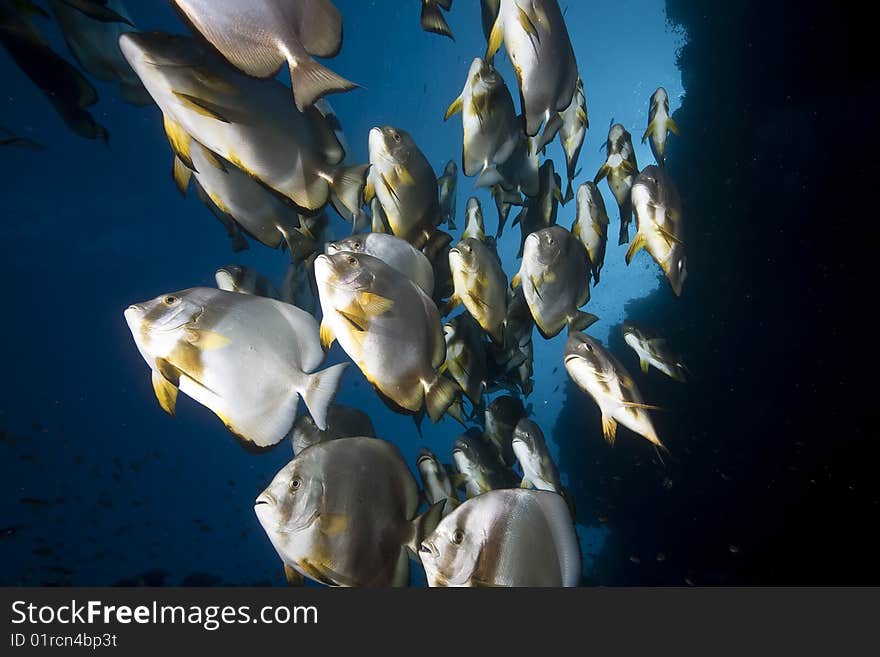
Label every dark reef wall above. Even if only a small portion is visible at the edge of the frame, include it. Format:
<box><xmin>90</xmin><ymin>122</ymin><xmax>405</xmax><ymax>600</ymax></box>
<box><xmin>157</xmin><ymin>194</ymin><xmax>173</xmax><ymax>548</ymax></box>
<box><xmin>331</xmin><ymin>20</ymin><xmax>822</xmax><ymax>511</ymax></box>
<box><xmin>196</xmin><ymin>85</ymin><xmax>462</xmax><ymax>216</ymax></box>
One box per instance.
<box><xmin>556</xmin><ymin>2</ymin><xmax>879</xmax><ymax>584</ymax></box>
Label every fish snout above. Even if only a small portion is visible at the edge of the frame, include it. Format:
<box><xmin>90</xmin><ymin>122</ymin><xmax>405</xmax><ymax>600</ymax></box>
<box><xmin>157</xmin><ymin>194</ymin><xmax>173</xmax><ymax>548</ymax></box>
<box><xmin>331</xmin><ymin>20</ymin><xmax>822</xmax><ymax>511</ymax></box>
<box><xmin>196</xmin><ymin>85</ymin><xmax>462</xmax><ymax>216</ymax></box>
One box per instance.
<box><xmin>419</xmin><ymin>541</ymin><xmax>438</xmax><ymax>558</ymax></box>
<box><xmin>254</xmin><ymin>492</ymin><xmax>276</xmax><ymax>508</ymax></box>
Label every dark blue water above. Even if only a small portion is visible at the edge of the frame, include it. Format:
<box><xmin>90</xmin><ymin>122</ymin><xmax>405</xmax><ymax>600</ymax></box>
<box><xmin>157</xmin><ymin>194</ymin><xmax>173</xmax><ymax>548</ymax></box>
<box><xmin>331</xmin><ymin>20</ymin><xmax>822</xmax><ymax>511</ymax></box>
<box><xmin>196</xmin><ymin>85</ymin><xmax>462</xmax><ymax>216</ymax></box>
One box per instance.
<box><xmin>1</xmin><ymin>1</ymin><xmax>876</xmax><ymax>586</ymax></box>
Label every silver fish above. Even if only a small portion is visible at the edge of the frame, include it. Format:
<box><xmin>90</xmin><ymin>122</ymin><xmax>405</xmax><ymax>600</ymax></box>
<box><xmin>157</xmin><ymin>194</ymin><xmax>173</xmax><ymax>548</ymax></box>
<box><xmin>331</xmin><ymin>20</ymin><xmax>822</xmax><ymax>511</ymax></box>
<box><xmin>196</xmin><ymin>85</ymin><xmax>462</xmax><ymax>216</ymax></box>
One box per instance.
<box><xmin>120</xmin><ymin>32</ymin><xmax>367</xmax><ymax>217</ymax></box>
<box><xmin>327</xmin><ymin>233</ymin><xmax>435</xmax><ymax>297</ymax></box>
<box><xmin>626</xmin><ymin>165</ymin><xmax>686</xmax><ymax>296</ymax></box>
<box><xmin>447</xmin><ymin>238</ymin><xmax>508</xmax><ymax>344</ymax></box>
<box><xmin>421</xmin><ymin>0</ymin><xmax>454</xmax><ymax>40</ymax></box>
<box><xmin>595</xmin><ymin>123</ymin><xmax>638</xmax><ymax>245</ymax></box>
<box><xmin>513</xmin><ymin>226</ymin><xmax>597</xmax><ymax>339</ymax></box>
<box><xmin>170</xmin><ymin>0</ymin><xmax>356</xmax><ymax>111</ymax></box>
<box><xmin>483</xmin><ymin>394</ymin><xmax>527</xmax><ymax>466</ymax></box>
<box><xmin>642</xmin><ymin>86</ymin><xmax>679</xmax><ymax>167</ymax></box>
<box><xmin>290</xmin><ymin>404</ymin><xmax>375</xmax><ymax>455</ymax></box>
<box><xmin>443</xmin><ymin>312</ymin><xmax>488</xmax><ymax>407</ymax></box>
<box><xmin>512</xmin><ymin>418</ymin><xmax>563</xmax><ymax>493</ymax></box>
<box><xmin>564</xmin><ymin>332</ymin><xmax>664</xmax><ymax>449</ymax></box>
<box><xmin>445</xmin><ymin>57</ymin><xmax>519</xmax><ymax>188</ymax></box>
<box><xmin>621</xmin><ymin>321</ymin><xmax>687</xmax><ymax>382</ymax></box>
<box><xmin>514</xmin><ymin>159</ymin><xmax>562</xmax><ymax>258</ymax></box>
<box><xmin>124</xmin><ymin>287</ymin><xmax>348</xmax><ymax>448</ymax></box>
<box><xmin>572</xmin><ymin>181</ymin><xmax>609</xmax><ymax>285</ymax></box>
<box><xmin>280</xmin><ymin>259</ymin><xmax>317</xmax><ymax>315</ymax></box>
<box><xmin>452</xmin><ymin>431</ymin><xmax>516</xmax><ymax>498</ymax></box>
<box><xmin>462</xmin><ymin>197</ymin><xmax>486</xmax><ymax>241</ymax></box>
<box><xmin>437</xmin><ymin>159</ymin><xmax>458</xmax><ymax>229</ymax></box>
<box><xmin>420</xmin><ymin>489</ymin><xmax>581</xmax><ymax>587</ymax></box>
<box><xmin>256</xmin><ymin>437</ymin><xmax>443</xmax><ymax>586</ymax></box>
<box><xmin>215</xmin><ymin>264</ymin><xmax>279</xmax><ymax>299</ymax></box>
<box><xmin>417</xmin><ymin>447</ymin><xmax>460</xmax><ymax>517</ymax></box>
<box><xmin>559</xmin><ymin>78</ymin><xmax>588</xmax><ymax>203</ymax></box>
<box><xmin>485</xmin><ymin>0</ymin><xmax>579</xmax><ymax>141</ymax></box>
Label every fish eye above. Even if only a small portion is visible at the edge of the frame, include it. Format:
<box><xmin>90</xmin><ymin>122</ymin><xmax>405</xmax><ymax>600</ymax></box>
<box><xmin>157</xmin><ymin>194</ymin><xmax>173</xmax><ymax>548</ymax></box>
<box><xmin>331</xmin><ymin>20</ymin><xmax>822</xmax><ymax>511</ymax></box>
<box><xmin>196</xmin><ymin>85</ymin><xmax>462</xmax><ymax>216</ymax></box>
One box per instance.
<box><xmin>353</xmin><ymin>241</ymin><xmax>362</xmax><ymax>250</ymax></box>
<box><xmin>163</xmin><ymin>296</ymin><xmax>178</xmax><ymax>306</ymax></box>
<box><xmin>289</xmin><ymin>477</ymin><xmax>302</xmax><ymax>491</ymax></box>
<box><xmin>392</xmin><ymin>132</ymin><xmax>401</xmax><ymax>143</ymax></box>
<box><xmin>452</xmin><ymin>529</ymin><xmax>465</xmax><ymax>545</ymax></box>
<box><xmin>346</xmin><ymin>255</ymin><xmax>357</xmax><ymax>266</ymax></box>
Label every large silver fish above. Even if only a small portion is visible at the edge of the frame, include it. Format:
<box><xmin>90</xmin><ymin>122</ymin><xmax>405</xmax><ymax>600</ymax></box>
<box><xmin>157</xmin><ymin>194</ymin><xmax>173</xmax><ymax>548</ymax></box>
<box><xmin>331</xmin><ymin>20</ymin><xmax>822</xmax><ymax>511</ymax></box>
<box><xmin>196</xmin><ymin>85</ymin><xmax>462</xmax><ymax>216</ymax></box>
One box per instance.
<box><xmin>365</xmin><ymin>126</ymin><xmax>439</xmax><ymax>247</ymax></box>
<box><xmin>417</xmin><ymin>447</ymin><xmax>460</xmax><ymax>517</ymax></box>
<box><xmin>442</xmin><ymin>312</ymin><xmax>488</xmax><ymax>407</ymax></box>
<box><xmin>290</xmin><ymin>404</ymin><xmax>375</xmax><ymax>455</ymax></box>
<box><xmin>124</xmin><ymin>288</ymin><xmax>348</xmax><ymax>448</ymax></box>
<box><xmin>119</xmin><ymin>32</ymin><xmax>367</xmax><ymax>217</ymax></box>
<box><xmin>326</xmin><ymin>233</ymin><xmax>435</xmax><ymax>297</ymax></box>
<box><xmin>564</xmin><ymin>332</ymin><xmax>664</xmax><ymax>449</ymax></box>
<box><xmin>642</xmin><ymin>87</ymin><xmax>679</xmax><ymax>167</ymax></box>
<box><xmin>452</xmin><ymin>431</ymin><xmax>517</xmax><ymax>499</ymax></box>
<box><xmin>514</xmin><ymin>159</ymin><xmax>562</xmax><ymax>258</ymax></box>
<box><xmin>462</xmin><ymin>197</ymin><xmax>485</xmax><ymax>241</ymax></box>
<box><xmin>621</xmin><ymin>321</ymin><xmax>688</xmax><ymax>382</ymax></box>
<box><xmin>447</xmin><ymin>238</ymin><xmax>508</xmax><ymax>344</ymax></box>
<box><xmin>170</xmin><ymin>0</ymin><xmax>356</xmax><ymax>111</ymax></box>
<box><xmin>445</xmin><ymin>57</ymin><xmax>519</xmax><ymax>188</ymax></box>
<box><xmin>512</xmin><ymin>418</ymin><xmax>563</xmax><ymax>493</ymax></box>
<box><xmin>280</xmin><ymin>259</ymin><xmax>317</xmax><ymax>315</ymax></box>
<box><xmin>421</xmin><ymin>0</ymin><xmax>453</xmax><ymax>40</ymax></box>
<box><xmin>437</xmin><ymin>159</ymin><xmax>458</xmax><ymax>229</ymax></box>
<box><xmin>572</xmin><ymin>181</ymin><xmax>609</xmax><ymax>285</ymax></box>
<box><xmin>485</xmin><ymin>0</ymin><xmax>579</xmax><ymax>140</ymax></box>
<box><xmin>256</xmin><ymin>437</ymin><xmax>444</xmax><ymax>587</ymax></box>
<box><xmin>49</xmin><ymin>0</ymin><xmax>149</xmax><ymax>105</ymax></box>
<box><xmin>513</xmin><ymin>226</ymin><xmax>597</xmax><ymax>339</ymax></box>
<box><xmin>178</xmin><ymin>140</ymin><xmax>304</xmax><ymax>256</ymax></box>
<box><xmin>314</xmin><ymin>252</ymin><xmax>459</xmax><ymax>422</ymax></box>
<box><xmin>627</xmin><ymin>165</ymin><xmax>687</xmax><ymax>296</ymax></box>
<box><xmin>483</xmin><ymin>394</ymin><xmax>526</xmax><ymax>466</ymax></box>
<box><xmin>595</xmin><ymin>123</ymin><xmax>638</xmax><ymax>245</ymax></box>
<box><xmin>215</xmin><ymin>264</ymin><xmax>279</xmax><ymax>299</ymax></box>
<box><xmin>559</xmin><ymin>78</ymin><xmax>588</xmax><ymax>203</ymax></box>
<box><xmin>419</xmin><ymin>489</ymin><xmax>581</xmax><ymax>587</ymax></box>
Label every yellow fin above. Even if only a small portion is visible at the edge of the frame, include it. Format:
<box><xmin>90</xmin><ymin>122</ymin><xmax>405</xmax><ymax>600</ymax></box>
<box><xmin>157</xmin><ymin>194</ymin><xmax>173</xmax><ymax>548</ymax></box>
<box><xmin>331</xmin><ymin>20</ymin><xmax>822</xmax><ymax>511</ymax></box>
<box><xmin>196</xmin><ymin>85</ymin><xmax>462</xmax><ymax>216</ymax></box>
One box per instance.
<box><xmin>667</xmin><ymin>117</ymin><xmax>680</xmax><ymax>136</ymax></box>
<box><xmin>396</xmin><ymin>165</ymin><xmax>415</xmax><ymax>186</ymax></box>
<box><xmin>364</xmin><ymin>175</ymin><xmax>375</xmax><ymax>203</ymax></box>
<box><xmin>625</xmin><ymin>233</ymin><xmax>646</xmax><ymax>265</ymax></box>
<box><xmin>319</xmin><ymin>320</ymin><xmax>335</xmax><ymax>352</ymax></box>
<box><xmin>544</xmin><ymin>270</ymin><xmax>557</xmax><ymax>283</ymax></box>
<box><xmin>641</xmin><ymin>121</ymin><xmax>656</xmax><ymax>143</ymax></box>
<box><xmin>283</xmin><ymin>563</ymin><xmax>304</xmax><ymax>586</ymax></box>
<box><xmin>620</xmin><ymin>159</ymin><xmax>637</xmax><ymax>175</ymax></box>
<box><xmin>620</xmin><ymin>401</ymin><xmax>663</xmax><ymax>411</ymax></box>
<box><xmin>516</xmin><ymin>5</ymin><xmax>539</xmax><ymax>38</ymax></box>
<box><xmin>172</xmin><ymin>156</ymin><xmax>192</xmax><ymax>196</ymax></box>
<box><xmin>172</xmin><ymin>90</ymin><xmax>231</xmax><ymax>122</ymax></box>
<box><xmin>358</xmin><ymin>291</ymin><xmax>394</xmax><ymax>316</ymax></box>
<box><xmin>200</xmin><ymin>147</ymin><xmax>227</xmax><ymax>172</ymax></box>
<box><xmin>639</xmin><ymin>358</ymin><xmax>650</xmax><ymax>373</ymax></box>
<box><xmin>486</xmin><ymin>13</ymin><xmax>504</xmax><ymax>61</ymax></box>
<box><xmin>444</xmin><ymin>94</ymin><xmax>463</xmax><ymax>121</ymax></box>
<box><xmin>163</xmin><ymin>114</ymin><xmax>193</xmax><ymax>170</ymax></box>
<box><xmin>571</xmin><ymin>220</ymin><xmax>581</xmax><ymax>240</ymax></box>
<box><xmin>186</xmin><ymin>329</ymin><xmax>231</xmax><ymax>350</ymax></box>
<box><xmin>601</xmin><ymin>415</ymin><xmax>617</xmax><ymax>446</ymax></box>
<box><xmin>594</xmin><ymin>163</ymin><xmax>610</xmax><ymax>183</ymax></box>
<box><xmin>319</xmin><ymin>513</ymin><xmax>349</xmax><ymax>537</ymax></box>
<box><xmin>511</xmin><ymin>273</ymin><xmax>521</xmax><ymax>288</ymax></box>
<box><xmin>151</xmin><ymin>370</ymin><xmax>178</xmax><ymax>416</ymax></box>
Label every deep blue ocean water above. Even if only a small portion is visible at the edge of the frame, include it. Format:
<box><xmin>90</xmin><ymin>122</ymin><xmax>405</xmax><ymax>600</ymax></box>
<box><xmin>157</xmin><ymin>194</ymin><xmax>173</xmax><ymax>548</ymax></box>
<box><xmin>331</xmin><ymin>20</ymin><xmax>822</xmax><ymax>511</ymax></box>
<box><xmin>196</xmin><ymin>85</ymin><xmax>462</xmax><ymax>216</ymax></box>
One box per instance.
<box><xmin>2</xmin><ymin>1</ymin><xmax>876</xmax><ymax>587</ymax></box>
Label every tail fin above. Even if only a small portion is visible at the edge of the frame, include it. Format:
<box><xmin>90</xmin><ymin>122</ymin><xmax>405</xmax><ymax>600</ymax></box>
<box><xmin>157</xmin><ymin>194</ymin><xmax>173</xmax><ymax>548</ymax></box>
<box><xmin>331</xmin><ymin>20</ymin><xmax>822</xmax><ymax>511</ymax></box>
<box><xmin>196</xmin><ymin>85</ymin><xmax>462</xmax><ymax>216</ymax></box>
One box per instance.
<box><xmin>475</xmin><ymin>163</ymin><xmax>505</xmax><ymax>189</ymax></box>
<box><xmin>421</xmin><ymin>2</ymin><xmax>454</xmax><ymax>40</ymax></box>
<box><xmin>406</xmin><ymin>501</ymin><xmax>445</xmax><ymax>555</ymax></box>
<box><xmin>230</xmin><ymin>229</ymin><xmax>249</xmax><ymax>253</ymax></box>
<box><xmin>300</xmin><ymin>363</ymin><xmax>348</xmax><ymax>430</ymax></box>
<box><xmin>568</xmin><ymin>312</ymin><xmax>599</xmax><ymax>333</ymax></box>
<box><xmin>424</xmin><ymin>376</ymin><xmax>460</xmax><ymax>423</ymax></box>
<box><xmin>563</xmin><ymin>178</ymin><xmax>575</xmax><ymax>205</ymax></box>
<box><xmin>288</xmin><ymin>56</ymin><xmax>358</xmax><ymax>112</ymax></box>
<box><xmin>618</xmin><ymin>220</ymin><xmax>630</xmax><ymax>246</ymax></box>
<box><xmin>329</xmin><ymin>163</ymin><xmax>370</xmax><ymax>219</ymax></box>
<box><xmin>279</xmin><ymin>225</ymin><xmax>318</xmax><ymax>263</ymax></box>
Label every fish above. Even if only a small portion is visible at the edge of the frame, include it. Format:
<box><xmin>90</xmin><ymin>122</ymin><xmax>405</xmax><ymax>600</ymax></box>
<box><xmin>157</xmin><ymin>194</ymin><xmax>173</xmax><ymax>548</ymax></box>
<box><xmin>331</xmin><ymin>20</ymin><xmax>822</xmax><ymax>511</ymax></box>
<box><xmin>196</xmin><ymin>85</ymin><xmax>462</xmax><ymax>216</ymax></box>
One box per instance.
<box><xmin>512</xmin><ymin>418</ymin><xmax>563</xmax><ymax>493</ymax></box>
<box><xmin>48</xmin><ymin>0</ymin><xmax>150</xmax><ymax>106</ymax></box>
<box><xmin>642</xmin><ymin>86</ymin><xmax>679</xmax><ymax>167</ymax></box>
<box><xmin>119</xmin><ymin>32</ymin><xmax>367</xmax><ymax>217</ymax></box>
<box><xmin>314</xmin><ymin>252</ymin><xmax>460</xmax><ymax>423</ymax></box>
<box><xmin>170</xmin><ymin>0</ymin><xmax>356</xmax><ymax>111</ymax></box>
<box><xmin>280</xmin><ymin>259</ymin><xmax>317</xmax><ymax>315</ymax></box>
<box><xmin>365</xmin><ymin>126</ymin><xmax>439</xmax><ymax>246</ymax></box>
<box><xmin>421</xmin><ymin>0</ymin><xmax>454</xmax><ymax>40</ymax></box>
<box><xmin>559</xmin><ymin>78</ymin><xmax>588</xmax><ymax>203</ymax></box>
<box><xmin>214</xmin><ymin>264</ymin><xmax>279</xmax><ymax>299</ymax></box>
<box><xmin>177</xmin><ymin>140</ymin><xmax>304</xmax><ymax>256</ymax></box>
<box><xmin>621</xmin><ymin>321</ymin><xmax>688</xmax><ymax>382</ymax></box>
<box><xmin>419</xmin><ymin>489</ymin><xmax>581</xmax><ymax>587</ymax></box>
<box><xmin>424</xmin><ymin>230</ymin><xmax>455</xmax><ymax>304</ymax></box>
<box><xmin>490</xmin><ymin>184</ymin><xmax>522</xmax><ymax>239</ymax></box>
<box><xmin>595</xmin><ymin>123</ymin><xmax>638</xmax><ymax>245</ymax></box>
<box><xmin>0</xmin><ymin>526</ymin><xmax>22</xmax><ymax>538</ymax></box>
<box><xmin>437</xmin><ymin>160</ymin><xmax>458</xmax><ymax>228</ymax></box>
<box><xmin>447</xmin><ymin>238</ymin><xmax>508</xmax><ymax>344</ymax></box>
<box><xmin>190</xmin><ymin>178</ymin><xmax>249</xmax><ymax>253</ymax></box>
<box><xmin>483</xmin><ymin>394</ymin><xmax>527</xmax><ymax>466</ymax></box>
<box><xmin>442</xmin><ymin>312</ymin><xmax>488</xmax><ymax>407</ymax></box>
<box><xmin>512</xmin><ymin>226</ymin><xmax>597</xmax><ymax>339</ymax></box>
<box><xmin>327</xmin><ymin>233</ymin><xmax>435</xmax><ymax>297</ymax></box>
<box><xmin>564</xmin><ymin>332</ymin><xmax>664</xmax><ymax>449</ymax></box>
<box><xmin>255</xmin><ymin>437</ymin><xmax>444</xmax><ymax>587</ymax></box>
<box><xmin>0</xmin><ymin>0</ymin><xmax>108</xmax><ymax>141</ymax></box>
<box><xmin>485</xmin><ymin>0</ymin><xmax>579</xmax><ymax>141</ymax></box>
<box><xmin>124</xmin><ymin>287</ymin><xmax>348</xmax><ymax>448</ymax></box>
<box><xmin>462</xmin><ymin>197</ymin><xmax>485</xmax><ymax>241</ymax></box>
<box><xmin>571</xmin><ymin>181</ymin><xmax>609</xmax><ymax>285</ymax></box>
<box><xmin>514</xmin><ymin>159</ymin><xmax>562</xmax><ymax>258</ymax></box>
<box><xmin>452</xmin><ymin>431</ymin><xmax>517</xmax><ymax>498</ymax></box>
<box><xmin>445</xmin><ymin>57</ymin><xmax>519</xmax><ymax>188</ymax></box>
<box><xmin>0</xmin><ymin>125</ymin><xmax>41</xmax><ymax>149</ymax></box>
<box><xmin>54</xmin><ymin>0</ymin><xmax>132</xmax><ymax>25</ymax></box>
<box><xmin>626</xmin><ymin>165</ymin><xmax>687</xmax><ymax>296</ymax></box>
<box><xmin>417</xmin><ymin>447</ymin><xmax>460</xmax><ymax>517</ymax></box>
<box><xmin>290</xmin><ymin>404</ymin><xmax>376</xmax><ymax>455</ymax></box>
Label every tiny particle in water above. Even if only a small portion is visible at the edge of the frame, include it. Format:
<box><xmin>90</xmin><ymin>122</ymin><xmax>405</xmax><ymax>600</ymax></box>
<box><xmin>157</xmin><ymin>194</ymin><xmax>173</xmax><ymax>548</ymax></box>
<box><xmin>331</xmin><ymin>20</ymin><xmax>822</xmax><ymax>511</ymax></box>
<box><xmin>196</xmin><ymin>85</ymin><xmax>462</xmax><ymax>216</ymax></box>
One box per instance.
<box><xmin>629</xmin><ymin>555</ymin><xmax>641</xmax><ymax>565</ymax></box>
<box><xmin>656</xmin><ymin>553</ymin><xmax>666</xmax><ymax>562</ymax></box>
<box><xmin>684</xmin><ymin>577</ymin><xmax>695</xmax><ymax>586</ymax></box>
<box><xmin>19</xmin><ymin>497</ymin><xmax>50</xmax><ymax>506</ymax></box>
<box><xmin>729</xmin><ymin>545</ymin><xmax>740</xmax><ymax>555</ymax></box>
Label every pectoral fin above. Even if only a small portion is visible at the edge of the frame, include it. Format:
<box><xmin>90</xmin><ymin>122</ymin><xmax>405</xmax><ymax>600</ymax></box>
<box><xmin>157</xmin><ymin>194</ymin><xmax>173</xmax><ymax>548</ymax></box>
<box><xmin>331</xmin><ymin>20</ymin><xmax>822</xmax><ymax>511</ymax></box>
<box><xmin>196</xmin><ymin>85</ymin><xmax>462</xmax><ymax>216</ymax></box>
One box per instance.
<box><xmin>172</xmin><ymin>91</ymin><xmax>234</xmax><ymax>123</ymax></box>
<box><xmin>319</xmin><ymin>320</ymin><xmax>335</xmax><ymax>351</ymax></box>
<box><xmin>151</xmin><ymin>370</ymin><xmax>178</xmax><ymax>416</ymax></box>
<box><xmin>601</xmin><ymin>414</ymin><xmax>617</xmax><ymax>446</ymax></box>
<box><xmin>667</xmin><ymin>117</ymin><xmax>680</xmax><ymax>136</ymax></box>
<box><xmin>486</xmin><ymin>14</ymin><xmax>504</xmax><ymax>61</ymax></box>
<box><xmin>445</xmin><ymin>94</ymin><xmax>464</xmax><ymax>121</ymax></box>
<box><xmin>357</xmin><ymin>291</ymin><xmax>394</xmax><ymax>316</ymax></box>
<box><xmin>163</xmin><ymin>115</ymin><xmax>194</xmax><ymax>170</ymax></box>
<box><xmin>639</xmin><ymin>358</ymin><xmax>650</xmax><ymax>373</ymax></box>
<box><xmin>625</xmin><ymin>233</ymin><xmax>646</xmax><ymax>265</ymax></box>
<box><xmin>172</xmin><ymin>156</ymin><xmax>192</xmax><ymax>196</ymax></box>
<box><xmin>641</xmin><ymin>121</ymin><xmax>656</xmax><ymax>143</ymax></box>
<box><xmin>319</xmin><ymin>513</ymin><xmax>349</xmax><ymax>537</ymax></box>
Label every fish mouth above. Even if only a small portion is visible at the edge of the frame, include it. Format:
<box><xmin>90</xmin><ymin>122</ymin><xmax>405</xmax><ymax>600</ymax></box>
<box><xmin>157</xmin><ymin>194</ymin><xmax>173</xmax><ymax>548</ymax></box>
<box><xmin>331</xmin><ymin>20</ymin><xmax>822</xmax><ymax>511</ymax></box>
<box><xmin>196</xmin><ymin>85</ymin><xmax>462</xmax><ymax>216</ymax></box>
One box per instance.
<box><xmin>563</xmin><ymin>354</ymin><xmax>582</xmax><ymax>365</ymax></box>
<box><xmin>254</xmin><ymin>492</ymin><xmax>274</xmax><ymax>509</ymax></box>
<box><xmin>419</xmin><ymin>541</ymin><xmax>438</xmax><ymax>558</ymax></box>
<box><xmin>325</xmin><ymin>242</ymin><xmax>341</xmax><ymax>254</ymax></box>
